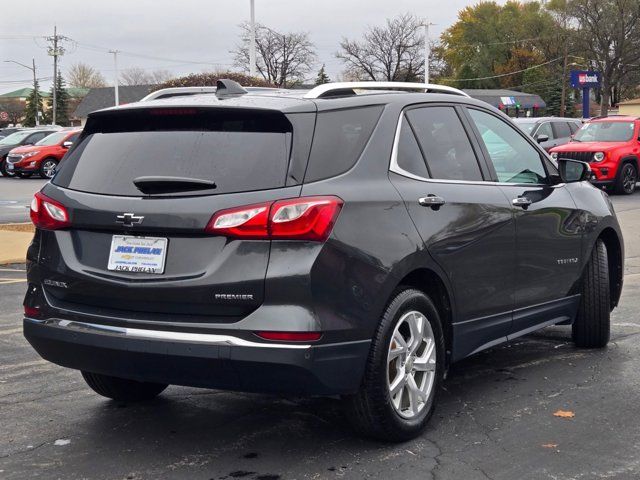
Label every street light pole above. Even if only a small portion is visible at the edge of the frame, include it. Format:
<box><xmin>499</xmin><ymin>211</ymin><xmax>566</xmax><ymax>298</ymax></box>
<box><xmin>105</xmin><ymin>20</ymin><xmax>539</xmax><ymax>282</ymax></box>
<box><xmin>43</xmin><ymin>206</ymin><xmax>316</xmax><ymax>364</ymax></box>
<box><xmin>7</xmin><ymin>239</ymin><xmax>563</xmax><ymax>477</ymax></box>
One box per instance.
<box><xmin>109</xmin><ymin>50</ymin><xmax>120</xmax><ymax>106</ymax></box>
<box><xmin>423</xmin><ymin>20</ymin><xmax>435</xmax><ymax>84</ymax></box>
<box><xmin>249</xmin><ymin>0</ymin><xmax>257</xmax><ymax>78</ymax></box>
<box><xmin>3</xmin><ymin>59</ymin><xmax>40</xmax><ymax>126</ymax></box>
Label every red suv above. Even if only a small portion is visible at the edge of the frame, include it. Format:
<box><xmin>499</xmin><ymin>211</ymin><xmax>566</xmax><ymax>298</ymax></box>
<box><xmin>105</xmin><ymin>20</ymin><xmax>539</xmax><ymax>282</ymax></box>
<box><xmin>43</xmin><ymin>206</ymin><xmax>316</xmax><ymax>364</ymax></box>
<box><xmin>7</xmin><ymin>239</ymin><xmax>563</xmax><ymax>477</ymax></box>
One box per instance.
<box><xmin>5</xmin><ymin>129</ymin><xmax>82</xmax><ymax>179</ymax></box>
<box><xmin>549</xmin><ymin>116</ymin><xmax>639</xmax><ymax>195</ymax></box>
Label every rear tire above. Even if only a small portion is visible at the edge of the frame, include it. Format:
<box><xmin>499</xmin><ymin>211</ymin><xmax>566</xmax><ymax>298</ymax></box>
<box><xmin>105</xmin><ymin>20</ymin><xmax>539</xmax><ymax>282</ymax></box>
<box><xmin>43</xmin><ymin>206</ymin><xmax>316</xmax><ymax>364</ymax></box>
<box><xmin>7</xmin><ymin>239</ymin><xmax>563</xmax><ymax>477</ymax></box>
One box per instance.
<box><xmin>344</xmin><ymin>288</ymin><xmax>445</xmax><ymax>442</ymax></box>
<box><xmin>572</xmin><ymin>239</ymin><xmax>610</xmax><ymax>348</ymax></box>
<box><xmin>81</xmin><ymin>371</ymin><xmax>168</xmax><ymax>402</ymax></box>
<box><xmin>615</xmin><ymin>162</ymin><xmax>637</xmax><ymax>195</ymax></box>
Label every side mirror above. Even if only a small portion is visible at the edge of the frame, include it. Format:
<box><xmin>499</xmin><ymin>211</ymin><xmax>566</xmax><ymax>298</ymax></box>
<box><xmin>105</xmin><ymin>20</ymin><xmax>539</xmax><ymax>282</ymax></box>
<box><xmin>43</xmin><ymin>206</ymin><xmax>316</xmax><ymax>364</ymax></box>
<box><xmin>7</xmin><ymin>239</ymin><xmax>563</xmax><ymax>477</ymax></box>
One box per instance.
<box><xmin>536</xmin><ymin>134</ymin><xmax>549</xmax><ymax>144</ymax></box>
<box><xmin>62</xmin><ymin>141</ymin><xmax>73</xmax><ymax>149</ymax></box>
<box><xmin>558</xmin><ymin>158</ymin><xmax>591</xmax><ymax>183</ymax></box>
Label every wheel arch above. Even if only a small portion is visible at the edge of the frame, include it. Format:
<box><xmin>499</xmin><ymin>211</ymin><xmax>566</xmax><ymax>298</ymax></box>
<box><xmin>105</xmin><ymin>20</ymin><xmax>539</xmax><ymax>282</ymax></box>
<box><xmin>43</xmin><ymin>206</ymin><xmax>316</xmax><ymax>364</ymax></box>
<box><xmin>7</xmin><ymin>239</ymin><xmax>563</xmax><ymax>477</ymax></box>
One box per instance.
<box><xmin>617</xmin><ymin>155</ymin><xmax>639</xmax><ymax>178</ymax></box>
<box><xmin>597</xmin><ymin>227</ymin><xmax>624</xmax><ymax>309</ymax></box>
<box><xmin>394</xmin><ymin>268</ymin><xmax>454</xmax><ymax>366</ymax></box>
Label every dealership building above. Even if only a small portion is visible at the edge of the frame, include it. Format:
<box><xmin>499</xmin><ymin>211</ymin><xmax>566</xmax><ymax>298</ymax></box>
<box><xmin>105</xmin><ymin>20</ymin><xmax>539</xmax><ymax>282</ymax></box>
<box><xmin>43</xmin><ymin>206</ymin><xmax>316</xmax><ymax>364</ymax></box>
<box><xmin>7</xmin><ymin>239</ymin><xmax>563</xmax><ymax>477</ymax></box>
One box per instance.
<box><xmin>463</xmin><ymin>89</ymin><xmax>546</xmax><ymax>117</ymax></box>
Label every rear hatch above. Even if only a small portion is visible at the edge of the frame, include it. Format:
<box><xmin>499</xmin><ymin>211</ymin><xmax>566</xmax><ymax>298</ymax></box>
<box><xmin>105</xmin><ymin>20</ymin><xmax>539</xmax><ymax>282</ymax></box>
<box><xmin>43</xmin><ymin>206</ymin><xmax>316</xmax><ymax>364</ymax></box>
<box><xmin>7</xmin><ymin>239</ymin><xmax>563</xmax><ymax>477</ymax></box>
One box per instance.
<box><xmin>38</xmin><ymin>104</ymin><xmax>315</xmax><ymax>324</ymax></box>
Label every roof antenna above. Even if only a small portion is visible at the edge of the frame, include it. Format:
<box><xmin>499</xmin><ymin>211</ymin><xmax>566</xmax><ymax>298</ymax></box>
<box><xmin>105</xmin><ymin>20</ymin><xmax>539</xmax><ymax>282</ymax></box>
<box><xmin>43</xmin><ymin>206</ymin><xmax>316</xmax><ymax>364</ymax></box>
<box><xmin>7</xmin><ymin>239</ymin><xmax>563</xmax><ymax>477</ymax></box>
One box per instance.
<box><xmin>216</xmin><ymin>79</ymin><xmax>248</xmax><ymax>98</ymax></box>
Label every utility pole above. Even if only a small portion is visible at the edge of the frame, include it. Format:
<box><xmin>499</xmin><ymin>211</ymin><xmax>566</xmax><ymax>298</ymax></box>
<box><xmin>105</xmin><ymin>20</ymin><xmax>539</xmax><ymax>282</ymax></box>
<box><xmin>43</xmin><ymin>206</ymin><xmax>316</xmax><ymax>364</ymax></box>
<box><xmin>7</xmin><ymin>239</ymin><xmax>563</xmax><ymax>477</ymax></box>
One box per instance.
<box><xmin>46</xmin><ymin>25</ymin><xmax>67</xmax><ymax>126</ymax></box>
<box><xmin>3</xmin><ymin>59</ymin><xmax>39</xmax><ymax>126</ymax></box>
<box><xmin>249</xmin><ymin>0</ymin><xmax>257</xmax><ymax>78</ymax></box>
<box><xmin>109</xmin><ymin>50</ymin><xmax>120</xmax><ymax>105</ymax></box>
<box><xmin>423</xmin><ymin>20</ymin><xmax>435</xmax><ymax>84</ymax></box>
<box><xmin>559</xmin><ymin>18</ymin><xmax>569</xmax><ymax>117</ymax></box>
<box><xmin>32</xmin><ymin>59</ymin><xmax>39</xmax><ymax>126</ymax></box>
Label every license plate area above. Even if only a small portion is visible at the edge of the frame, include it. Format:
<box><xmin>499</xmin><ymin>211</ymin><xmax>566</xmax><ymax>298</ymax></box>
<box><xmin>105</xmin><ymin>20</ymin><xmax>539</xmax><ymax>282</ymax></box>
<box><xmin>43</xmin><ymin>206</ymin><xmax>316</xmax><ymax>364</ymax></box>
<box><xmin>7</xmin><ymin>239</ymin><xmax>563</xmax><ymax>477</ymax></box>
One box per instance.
<box><xmin>107</xmin><ymin>235</ymin><xmax>168</xmax><ymax>274</ymax></box>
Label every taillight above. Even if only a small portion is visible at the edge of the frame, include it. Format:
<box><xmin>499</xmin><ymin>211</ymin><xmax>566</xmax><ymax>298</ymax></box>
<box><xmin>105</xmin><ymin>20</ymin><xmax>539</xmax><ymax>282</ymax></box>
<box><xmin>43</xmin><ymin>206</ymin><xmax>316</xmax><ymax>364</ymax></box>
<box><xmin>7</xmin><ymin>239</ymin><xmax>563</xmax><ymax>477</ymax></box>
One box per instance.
<box><xmin>205</xmin><ymin>196</ymin><xmax>343</xmax><ymax>242</ymax></box>
<box><xmin>255</xmin><ymin>331</ymin><xmax>322</xmax><ymax>342</ymax></box>
<box><xmin>24</xmin><ymin>305</ymin><xmax>41</xmax><ymax>318</ymax></box>
<box><xmin>205</xmin><ymin>202</ymin><xmax>270</xmax><ymax>238</ymax></box>
<box><xmin>270</xmin><ymin>196</ymin><xmax>343</xmax><ymax>241</ymax></box>
<box><xmin>30</xmin><ymin>192</ymin><xmax>71</xmax><ymax>230</ymax></box>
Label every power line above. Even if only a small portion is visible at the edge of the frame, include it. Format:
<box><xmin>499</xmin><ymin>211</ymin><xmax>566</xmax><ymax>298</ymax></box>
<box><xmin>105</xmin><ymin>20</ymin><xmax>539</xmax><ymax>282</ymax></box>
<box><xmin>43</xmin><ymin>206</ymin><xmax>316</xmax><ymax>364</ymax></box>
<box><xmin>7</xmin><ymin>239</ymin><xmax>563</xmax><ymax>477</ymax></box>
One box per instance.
<box><xmin>444</xmin><ymin>57</ymin><xmax>562</xmax><ymax>82</ymax></box>
<box><xmin>69</xmin><ymin>38</ymin><xmax>233</xmax><ymax>67</ymax></box>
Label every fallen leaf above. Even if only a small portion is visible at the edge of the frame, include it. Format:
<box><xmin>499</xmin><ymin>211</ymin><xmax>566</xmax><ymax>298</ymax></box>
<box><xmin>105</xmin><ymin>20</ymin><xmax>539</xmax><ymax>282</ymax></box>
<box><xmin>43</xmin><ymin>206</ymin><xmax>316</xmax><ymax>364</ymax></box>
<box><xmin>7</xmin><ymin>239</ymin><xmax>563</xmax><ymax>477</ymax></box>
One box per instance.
<box><xmin>553</xmin><ymin>410</ymin><xmax>575</xmax><ymax>418</ymax></box>
<box><xmin>542</xmin><ymin>443</ymin><xmax>559</xmax><ymax>448</ymax></box>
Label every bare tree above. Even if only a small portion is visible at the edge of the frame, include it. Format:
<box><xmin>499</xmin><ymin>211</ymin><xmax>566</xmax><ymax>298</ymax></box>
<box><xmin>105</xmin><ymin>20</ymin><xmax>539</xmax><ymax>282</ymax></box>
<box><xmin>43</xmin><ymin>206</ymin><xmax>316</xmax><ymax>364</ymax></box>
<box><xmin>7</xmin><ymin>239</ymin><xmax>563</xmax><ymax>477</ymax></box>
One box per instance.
<box><xmin>233</xmin><ymin>23</ymin><xmax>316</xmax><ymax>87</ymax></box>
<box><xmin>566</xmin><ymin>0</ymin><xmax>640</xmax><ymax>115</ymax></box>
<box><xmin>120</xmin><ymin>67</ymin><xmax>152</xmax><ymax>86</ymax></box>
<box><xmin>336</xmin><ymin>14</ymin><xmax>425</xmax><ymax>82</ymax></box>
<box><xmin>66</xmin><ymin>62</ymin><xmax>107</xmax><ymax>88</ymax></box>
<box><xmin>148</xmin><ymin>69</ymin><xmax>173</xmax><ymax>84</ymax></box>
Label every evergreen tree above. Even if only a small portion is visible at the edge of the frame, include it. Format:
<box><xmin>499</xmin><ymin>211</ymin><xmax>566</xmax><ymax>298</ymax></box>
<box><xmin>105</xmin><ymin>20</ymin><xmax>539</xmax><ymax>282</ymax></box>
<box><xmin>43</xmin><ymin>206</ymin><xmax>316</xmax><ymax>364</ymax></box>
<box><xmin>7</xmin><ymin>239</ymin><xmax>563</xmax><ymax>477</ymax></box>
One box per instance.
<box><xmin>315</xmin><ymin>64</ymin><xmax>331</xmax><ymax>85</ymax></box>
<box><xmin>45</xmin><ymin>72</ymin><xmax>70</xmax><ymax>126</ymax></box>
<box><xmin>23</xmin><ymin>81</ymin><xmax>44</xmax><ymax>127</ymax></box>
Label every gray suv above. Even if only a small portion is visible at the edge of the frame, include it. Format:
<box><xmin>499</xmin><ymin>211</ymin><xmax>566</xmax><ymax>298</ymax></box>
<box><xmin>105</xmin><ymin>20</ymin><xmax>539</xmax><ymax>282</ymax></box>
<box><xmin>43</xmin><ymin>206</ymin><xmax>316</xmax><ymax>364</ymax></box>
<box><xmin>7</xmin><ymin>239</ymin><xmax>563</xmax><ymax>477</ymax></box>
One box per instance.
<box><xmin>514</xmin><ymin>117</ymin><xmax>582</xmax><ymax>152</ymax></box>
<box><xmin>23</xmin><ymin>81</ymin><xmax>624</xmax><ymax>441</ymax></box>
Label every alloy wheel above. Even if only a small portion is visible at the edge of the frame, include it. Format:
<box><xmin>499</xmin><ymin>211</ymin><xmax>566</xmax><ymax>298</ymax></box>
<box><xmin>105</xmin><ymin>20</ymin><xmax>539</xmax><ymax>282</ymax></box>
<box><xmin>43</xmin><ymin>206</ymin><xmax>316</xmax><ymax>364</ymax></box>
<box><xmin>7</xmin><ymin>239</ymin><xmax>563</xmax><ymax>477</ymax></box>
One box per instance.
<box><xmin>42</xmin><ymin>160</ymin><xmax>57</xmax><ymax>179</ymax></box>
<box><xmin>622</xmin><ymin>164</ymin><xmax>637</xmax><ymax>194</ymax></box>
<box><xmin>387</xmin><ymin>310</ymin><xmax>437</xmax><ymax>419</ymax></box>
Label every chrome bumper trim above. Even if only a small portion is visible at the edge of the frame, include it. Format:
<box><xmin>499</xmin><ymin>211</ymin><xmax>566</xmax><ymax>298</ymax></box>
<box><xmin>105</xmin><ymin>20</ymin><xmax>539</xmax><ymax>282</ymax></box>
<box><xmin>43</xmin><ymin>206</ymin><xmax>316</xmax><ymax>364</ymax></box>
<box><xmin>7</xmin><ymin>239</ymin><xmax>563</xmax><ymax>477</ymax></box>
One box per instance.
<box><xmin>25</xmin><ymin>317</ymin><xmax>312</xmax><ymax>350</ymax></box>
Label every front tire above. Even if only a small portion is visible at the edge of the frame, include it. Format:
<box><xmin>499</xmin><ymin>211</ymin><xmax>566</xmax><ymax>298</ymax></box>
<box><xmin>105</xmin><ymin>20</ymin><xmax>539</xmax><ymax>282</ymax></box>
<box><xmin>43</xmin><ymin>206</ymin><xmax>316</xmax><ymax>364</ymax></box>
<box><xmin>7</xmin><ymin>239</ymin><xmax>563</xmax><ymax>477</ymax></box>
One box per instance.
<box><xmin>615</xmin><ymin>162</ymin><xmax>637</xmax><ymax>195</ymax></box>
<box><xmin>81</xmin><ymin>371</ymin><xmax>168</xmax><ymax>402</ymax></box>
<box><xmin>572</xmin><ymin>239</ymin><xmax>610</xmax><ymax>348</ymax></box>
<box><xmin>344</xmin><ymin>288</ymin><xmax>445</xmax><ymax>442</ymax></box>
<box><xmin>39</xmin><ymin>158</ymin><xmax>58</xmax><ymax>179</ymax></box>
<box><xmin>0</xmin><ymin>157</ymin><xmax>15</xmax><ymax>177</ymax></box>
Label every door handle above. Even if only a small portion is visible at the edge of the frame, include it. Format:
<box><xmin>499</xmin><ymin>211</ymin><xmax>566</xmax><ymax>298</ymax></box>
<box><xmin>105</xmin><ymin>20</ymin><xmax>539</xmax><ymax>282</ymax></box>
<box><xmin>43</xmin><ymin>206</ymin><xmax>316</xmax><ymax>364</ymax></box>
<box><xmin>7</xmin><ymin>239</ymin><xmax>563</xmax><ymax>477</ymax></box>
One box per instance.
<box><xmin>512</xmin><ymin>196</ymin><xmax>532</xmax><ymax>209</ymax></box>
<box><xmin>418</xmin><ymin>195</ymin><xmax>445</xmax><ymax>210</ymax></box>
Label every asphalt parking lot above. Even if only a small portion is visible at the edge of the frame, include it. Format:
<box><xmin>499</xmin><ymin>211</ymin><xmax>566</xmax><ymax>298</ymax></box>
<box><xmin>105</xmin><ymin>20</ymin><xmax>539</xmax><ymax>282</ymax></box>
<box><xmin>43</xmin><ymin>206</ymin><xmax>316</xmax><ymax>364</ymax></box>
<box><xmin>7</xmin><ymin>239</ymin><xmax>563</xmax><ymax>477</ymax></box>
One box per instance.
<box><xmin>0</xmin><ymin>187</ymin><xmax>639</xmax><ymax>479</ymax></box>
<box><xmin>0</xmin><ymin>176</ymin><xmax>48</xmax><ymax>223</ymax></box>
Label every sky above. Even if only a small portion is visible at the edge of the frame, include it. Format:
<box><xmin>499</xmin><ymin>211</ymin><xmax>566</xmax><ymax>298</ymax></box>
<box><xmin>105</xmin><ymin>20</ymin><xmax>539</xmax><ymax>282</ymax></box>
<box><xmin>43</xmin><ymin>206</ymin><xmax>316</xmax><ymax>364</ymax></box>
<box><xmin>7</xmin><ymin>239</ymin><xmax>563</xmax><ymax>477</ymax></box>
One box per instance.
<box><xmin>0</xmin><ymin>0</ymin><xmax>494</xmax><ymax>94</ymax></box>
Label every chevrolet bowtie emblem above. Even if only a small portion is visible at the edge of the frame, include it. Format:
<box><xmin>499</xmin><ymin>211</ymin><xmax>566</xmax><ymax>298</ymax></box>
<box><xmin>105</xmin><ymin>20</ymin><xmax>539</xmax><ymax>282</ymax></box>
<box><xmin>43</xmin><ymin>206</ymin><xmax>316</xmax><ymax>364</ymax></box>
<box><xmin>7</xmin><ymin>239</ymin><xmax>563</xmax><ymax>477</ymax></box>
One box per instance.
<box><xmin>116</xmin><ymin>213</ymin><xmax>144</xmax><ymax>227</ymax></box>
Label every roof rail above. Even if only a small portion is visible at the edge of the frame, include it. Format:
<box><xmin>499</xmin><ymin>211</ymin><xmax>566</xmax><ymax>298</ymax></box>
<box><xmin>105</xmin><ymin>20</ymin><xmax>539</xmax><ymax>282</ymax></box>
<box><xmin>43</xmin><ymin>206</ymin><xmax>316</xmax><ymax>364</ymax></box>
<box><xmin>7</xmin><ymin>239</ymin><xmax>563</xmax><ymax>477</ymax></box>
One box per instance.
<box><xmin>140</xmin><ymin>87</ymin><xmax>218</xmax><ymax>102</ymax></box>
<box><xmin>140</xmin><ymin>84</ymin><xmax>284</xmax><ymax>102</ymax></box>
<box><xmin>303</xmin><ymin>82</ymin><xmax>470</xmax><ymax>99</ymax></box>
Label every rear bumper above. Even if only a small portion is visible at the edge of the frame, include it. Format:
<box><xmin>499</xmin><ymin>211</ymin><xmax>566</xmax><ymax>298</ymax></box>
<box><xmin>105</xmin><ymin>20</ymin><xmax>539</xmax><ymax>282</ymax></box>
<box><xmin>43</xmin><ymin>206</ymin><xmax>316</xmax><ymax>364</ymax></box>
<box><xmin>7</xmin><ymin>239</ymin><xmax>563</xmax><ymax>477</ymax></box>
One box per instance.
<box><xmin>23</xmin><ymin>317</ymin><xmax>370</xmax><ymax>396</ymax></box>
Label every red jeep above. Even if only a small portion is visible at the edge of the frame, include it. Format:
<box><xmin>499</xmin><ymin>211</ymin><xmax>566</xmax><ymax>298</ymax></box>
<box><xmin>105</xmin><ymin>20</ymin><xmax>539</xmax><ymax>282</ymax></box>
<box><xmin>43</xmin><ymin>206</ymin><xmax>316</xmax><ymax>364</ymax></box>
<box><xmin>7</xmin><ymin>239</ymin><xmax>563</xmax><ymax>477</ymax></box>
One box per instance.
<box><xmin>550</xmin><ymin>116</ymin><xmax>639</xmax><ymax>195</ymax></box>
<box><xmin>5</xmin><ymin>129</ymin><xmax>82</xmax><ymax>179</ymax></box>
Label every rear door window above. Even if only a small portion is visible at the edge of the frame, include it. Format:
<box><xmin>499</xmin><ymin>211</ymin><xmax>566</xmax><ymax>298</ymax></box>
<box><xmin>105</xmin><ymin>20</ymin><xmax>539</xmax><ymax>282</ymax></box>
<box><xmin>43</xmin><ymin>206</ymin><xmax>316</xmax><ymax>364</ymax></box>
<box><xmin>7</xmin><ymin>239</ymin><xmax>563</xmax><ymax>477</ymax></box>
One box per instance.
<box><xmin>54</xmin><ymin>110</ymin><xmax>293</xmax><ymax>197</ymax></box>
<box><xmin>406</xmin><ymin>106</ymin><xmax>483</xmax><ymax>181</ymax></box>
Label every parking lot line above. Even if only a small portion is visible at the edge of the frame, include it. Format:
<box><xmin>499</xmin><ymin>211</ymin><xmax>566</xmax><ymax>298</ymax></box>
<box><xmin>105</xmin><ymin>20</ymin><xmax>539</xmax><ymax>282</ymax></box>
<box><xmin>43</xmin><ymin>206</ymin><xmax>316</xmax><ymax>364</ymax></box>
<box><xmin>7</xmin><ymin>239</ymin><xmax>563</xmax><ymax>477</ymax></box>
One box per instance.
<box><xmin>0</xmin><ymin>278</ymin><xmax>27</xmax><ymax>284</ymax></box>
<box><xmin>0</xmin><ymin>268</ymin><xmax>26</xmax><ymax>272</ymax></box>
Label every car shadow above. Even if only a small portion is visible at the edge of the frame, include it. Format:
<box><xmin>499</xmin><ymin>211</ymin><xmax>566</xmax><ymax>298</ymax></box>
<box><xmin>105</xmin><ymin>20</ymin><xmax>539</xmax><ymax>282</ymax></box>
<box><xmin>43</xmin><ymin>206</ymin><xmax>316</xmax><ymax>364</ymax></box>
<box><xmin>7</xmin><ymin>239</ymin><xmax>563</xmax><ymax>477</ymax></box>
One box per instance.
<box><xmin>45</xmin><ymin>325</ymin><xmax>602</xmax><ymax>479</ymax></box>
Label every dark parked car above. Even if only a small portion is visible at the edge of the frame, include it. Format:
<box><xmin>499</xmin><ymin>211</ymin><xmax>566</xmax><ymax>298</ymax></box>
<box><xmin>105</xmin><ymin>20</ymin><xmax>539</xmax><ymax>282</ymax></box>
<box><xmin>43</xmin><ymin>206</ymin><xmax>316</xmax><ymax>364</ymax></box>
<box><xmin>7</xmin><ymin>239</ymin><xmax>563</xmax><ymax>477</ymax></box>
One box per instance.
<box><xmin>514</xmin><ymin>117</ymin><xmax>582</xmax><ymax>152</ymax></box>
<box><xmin>0</xmin><ymin>128</ymin><xmax>59</xmax><ymax>177</ymax></box>
<box><xmin>23</xmin><ymin>80</ymin><xmax>624</xmax><ymax>441</ymax></box>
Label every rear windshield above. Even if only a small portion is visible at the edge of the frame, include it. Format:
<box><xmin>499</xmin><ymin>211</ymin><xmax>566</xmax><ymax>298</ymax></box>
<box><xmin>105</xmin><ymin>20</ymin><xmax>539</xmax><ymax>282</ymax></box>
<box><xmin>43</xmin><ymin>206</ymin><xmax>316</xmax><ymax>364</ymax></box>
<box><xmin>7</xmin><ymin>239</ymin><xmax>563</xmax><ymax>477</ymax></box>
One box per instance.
<box><xmin>574</xmin><ymin>121</ymin><xmax>635</xmax><ymax>142</ymax></box>
<box><xmin>54</xmin><ymin>109</ymin><xmax>293</xmax><ymax>196</ymax></box>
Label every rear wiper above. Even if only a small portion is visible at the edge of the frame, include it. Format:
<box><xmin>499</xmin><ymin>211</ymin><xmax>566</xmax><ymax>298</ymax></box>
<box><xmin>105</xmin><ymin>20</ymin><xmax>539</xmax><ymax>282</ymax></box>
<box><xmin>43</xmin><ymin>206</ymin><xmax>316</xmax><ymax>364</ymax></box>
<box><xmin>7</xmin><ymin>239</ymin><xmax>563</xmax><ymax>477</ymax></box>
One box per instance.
<box><xmin>133</xmin><ymin>176</ymin><xmax>217</xmax><ymax>195</ymax></box>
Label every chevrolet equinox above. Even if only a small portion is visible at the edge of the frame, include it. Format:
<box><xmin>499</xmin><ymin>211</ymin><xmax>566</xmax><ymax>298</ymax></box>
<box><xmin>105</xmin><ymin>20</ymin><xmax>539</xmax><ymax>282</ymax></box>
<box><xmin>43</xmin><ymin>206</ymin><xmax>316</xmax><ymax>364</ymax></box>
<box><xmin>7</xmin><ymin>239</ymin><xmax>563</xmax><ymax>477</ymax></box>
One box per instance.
<box><xmin>23</xmin><ymin>80</ymin><xmax>624</xmax><ymax>441</ymax></box>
